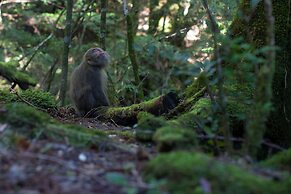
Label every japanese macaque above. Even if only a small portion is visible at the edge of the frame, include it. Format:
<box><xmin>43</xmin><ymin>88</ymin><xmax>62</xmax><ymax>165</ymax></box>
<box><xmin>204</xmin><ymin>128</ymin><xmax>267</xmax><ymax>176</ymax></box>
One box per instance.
<box><xmin>70</xmin><ymin>47</ymin><xmax>110</xmax><ymax>116</ymax></box>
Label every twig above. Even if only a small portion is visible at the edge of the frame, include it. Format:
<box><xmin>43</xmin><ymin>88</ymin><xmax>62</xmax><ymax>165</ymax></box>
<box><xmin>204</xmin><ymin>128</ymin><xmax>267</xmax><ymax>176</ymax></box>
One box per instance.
<box><xmin>110</xmin><ymin>119</ymin><xmax>119</xmax><ymax>127</ymax></box>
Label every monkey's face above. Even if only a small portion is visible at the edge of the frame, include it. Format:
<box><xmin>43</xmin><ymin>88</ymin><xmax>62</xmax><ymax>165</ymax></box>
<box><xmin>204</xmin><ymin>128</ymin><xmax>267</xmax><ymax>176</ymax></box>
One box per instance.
<box><xmin>85</xmin><ymin>47</ymin><xmax>109</xmax><ymax>68</ymax></box>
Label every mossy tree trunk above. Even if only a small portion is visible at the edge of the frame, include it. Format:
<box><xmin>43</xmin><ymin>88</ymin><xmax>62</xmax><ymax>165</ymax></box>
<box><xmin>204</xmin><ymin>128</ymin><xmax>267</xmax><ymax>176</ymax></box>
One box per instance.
<box><xmin>230</xmin><ymin>0</ymin><xmax>291</xmax><ymax>147</ymax></box>
<box><xmin>100</xmin><ymin>0</ymin><xmax>107</xmax><ymax>50</ymax></box>
<box><xmin>60</xmin><ymin>0</ymin><xmax>73</xmax><ymax>106</ymax></box>
<box><xmin>122</xmin><ymin>0</ymin><xmax>144</xmax><ymax>101</ymax></box>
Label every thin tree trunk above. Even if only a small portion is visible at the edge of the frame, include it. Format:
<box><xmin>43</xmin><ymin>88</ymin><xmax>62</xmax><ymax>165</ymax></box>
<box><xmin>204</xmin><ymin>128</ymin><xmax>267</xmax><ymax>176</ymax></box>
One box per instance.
<box><xmin>100</xmin><ymin>0</ymin><xmax>107</xmax><ymax>50</ymax></box>
<box><xmin>202</xmin><ymin>0</ymin><xmax>232</xmax><ymax>153</ymax></box>
<box><xmin>122</xmin><ymin>0</ymin><xmax>144</xmax><ymax>101</ymax></box>
<box><xmin>244</xmin><ymin>0</ymin><xmax>276</xmax><ymax>157</ymax></box>
<box><xmin>60</xmin><ymin>0</ymin><xmax>73</xmax><ymax>106</ymax></box>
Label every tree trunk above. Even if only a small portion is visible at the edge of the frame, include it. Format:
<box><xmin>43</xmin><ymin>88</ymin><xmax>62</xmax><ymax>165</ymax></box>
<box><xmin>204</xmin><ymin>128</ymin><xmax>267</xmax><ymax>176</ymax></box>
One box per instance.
<box><xmin>60</xmin><ymin>0</ymin><xmax>73</xmax><ymax>106</ymax></box>
<box><xmin>100</xmin><ymin>0</ymin><xmax>107</xmax><ymax>50</ymax></box>
<box><xmin>230</xmin><ymin>0</ymin><xmax>291</xmax><ymax>147</ymax></box>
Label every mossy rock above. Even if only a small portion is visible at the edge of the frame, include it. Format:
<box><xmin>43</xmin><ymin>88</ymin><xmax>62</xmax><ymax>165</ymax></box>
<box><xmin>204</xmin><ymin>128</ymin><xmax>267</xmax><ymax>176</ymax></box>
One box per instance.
<box><xmin>0</xmin><ymin>89</ymin><xmax>57</xmax><ymax>109</ymax></box>
<box><xmin>153</xmin><ymin>126</ymin><xmax>197</xmax><ymax>152</ymax></box>
<box><xmin>136</xmin><ymin>112</ymin><xmax>167</xmax><ymax>142</ymax></box>
<box><xmin>144</xmin><ymin>151</ymin><xmax>291</xmax><ymax>194</ymax></box>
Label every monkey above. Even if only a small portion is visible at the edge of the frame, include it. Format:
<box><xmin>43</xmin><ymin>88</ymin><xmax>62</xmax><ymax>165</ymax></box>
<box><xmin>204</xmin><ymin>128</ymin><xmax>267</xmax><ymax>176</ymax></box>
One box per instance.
<box><xmin>70</xmin><ymin>47</ymin><xmax>110</xmax><ymax>116</ymax></box>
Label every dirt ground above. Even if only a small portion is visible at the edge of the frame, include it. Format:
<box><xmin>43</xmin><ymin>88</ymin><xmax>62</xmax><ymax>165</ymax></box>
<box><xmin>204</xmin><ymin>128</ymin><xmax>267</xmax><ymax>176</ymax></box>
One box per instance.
<box><xmin>0</xmin><ymin>109</ymin><xmax>157</xmax><ymax>194</ymax></box>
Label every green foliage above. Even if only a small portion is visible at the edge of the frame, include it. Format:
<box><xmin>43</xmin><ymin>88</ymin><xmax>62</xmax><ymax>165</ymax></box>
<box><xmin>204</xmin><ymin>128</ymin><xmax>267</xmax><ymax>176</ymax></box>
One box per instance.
<box><xmin>144</xmin><ymin>151</ymin><xmax>291</xmax><ymax>194</ymax></box>
<box><xmin>1</xmin><ymin>27</ymin><xmax>42</xmax><ymax>47</ymax></box>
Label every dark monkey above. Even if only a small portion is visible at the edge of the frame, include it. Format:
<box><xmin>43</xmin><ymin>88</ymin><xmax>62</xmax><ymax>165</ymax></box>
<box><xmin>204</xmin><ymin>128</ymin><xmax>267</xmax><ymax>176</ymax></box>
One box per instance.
<box><xmin>70</xmin><ymin>47</ymin><xmax>110</xmax><ymax>116</ymax></box>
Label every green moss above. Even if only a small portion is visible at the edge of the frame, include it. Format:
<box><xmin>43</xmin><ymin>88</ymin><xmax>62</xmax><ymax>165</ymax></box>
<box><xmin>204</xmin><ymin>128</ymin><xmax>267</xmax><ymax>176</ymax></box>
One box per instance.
<box><xmin>0</xmin><ymin>89</ymin><xmax>17</xmax><ymax>103</ymax></box>
<box><xmin>0</xmin><ymin>89</ymin><xmax>57</xmax><ymax>109</ymax></box>
<box><xmin>0</xmin><ymin>102</ymin><xmax>107</xmax><ymax>148</ymax></box>
<box><xmin>19</xmin><ymin>89</ymin><xmax>57</xmax><ymax>109</ymax></box>
<box><xmin>106</xmin><ymin>130</ymin><xmax>135</xmax><ymax>143</ymax></box>
<box><xmin>190</xmin><ymin>97</ymin><xmax>250</xmax><ymax>120</ymax></box>
<box><xmin>261</xmin><ymin>149</ymin><xmax>291</xmax><ymax>171</ymax></box>
<box><xmin>184</xmin><ymin>75</ymin><xmax>207</xmax><ymax>99</ymax></box>
<box><xmin>45</xmin><ymin>124</ymin><xmax>107</xmax><ymax>147</ymax></box>
<box><xmin>153</xmin><ymin>126</ymin><xmax>197</xmax><ymax>152</ymax></box>
<box><xmin>103</xmin><ymin>96</ymin><xmax>160</xmax><ymax>121</ymax></box>
<box><xmin>136</xmin><ymin>112</ymin><xmax>167</xmax><ymax>142</ymax></box>
<box><xmin>3</xmin><ymin>103</ymin><xmax>51</xmax><ymax>128</ymax></box>
<box><xmin>144</xmin><ymin>151</ymin><xmax>291</xmax><ymax>194</ymax></box>
<box><xmin>190</xmin><ymin>98</ymin><xmax>211</xmax><ymax>116</ymax></box>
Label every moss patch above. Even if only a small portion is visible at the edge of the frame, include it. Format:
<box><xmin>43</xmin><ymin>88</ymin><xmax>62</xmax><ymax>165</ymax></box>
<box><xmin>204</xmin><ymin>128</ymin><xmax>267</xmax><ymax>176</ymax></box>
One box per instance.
<box><xmin>136</xmin><ymin>112</ymin><xmax>167</xmax><ymax>142</ymax></box>
<box><xmin>153</xmin><ymin>126</ymin><xmax>197</xmax><ymax>152</ymax></box>
<box><xmin>261</xmin><ymin>149</ymin><xmax>291</xmax><ymax>172</ymax></box>
<box><xmin>144</xmin><ymin>151</ymin><xmax>291</xmax><ymax>194</ymax></box>
<box><xmin>0</xmin><ymin>89</ymin><xmax>57</xmax><ymax>109</ymax></box>
<box><xmin>0</xmin><ymin>102</ymin><xmax>107</xmax><ymax>148</ymax></box>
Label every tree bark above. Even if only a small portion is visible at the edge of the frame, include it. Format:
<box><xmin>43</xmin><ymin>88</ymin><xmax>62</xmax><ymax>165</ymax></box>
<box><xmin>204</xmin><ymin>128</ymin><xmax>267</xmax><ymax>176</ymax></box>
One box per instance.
<box><xmin>230</xmin><ymin>0</ymin><xmax>291</xmax><ymax>147</ymax></box>
<box><xmin>60</xmin><ymin>0</ymin><xmax>73</xmax><ymax>106</ymax></box>
<box><xmin>100</xmin><ymin>0</ymin><xmax>107</xmax><ymax>50</ymax></box>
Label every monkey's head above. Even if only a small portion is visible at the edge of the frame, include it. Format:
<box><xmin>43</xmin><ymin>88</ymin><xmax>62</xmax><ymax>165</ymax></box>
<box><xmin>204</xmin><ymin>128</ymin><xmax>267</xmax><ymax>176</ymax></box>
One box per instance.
<box><xmin>84</xmin><ymin>47</ymin><xmax>109</xmax><ymax>68</ymax></box>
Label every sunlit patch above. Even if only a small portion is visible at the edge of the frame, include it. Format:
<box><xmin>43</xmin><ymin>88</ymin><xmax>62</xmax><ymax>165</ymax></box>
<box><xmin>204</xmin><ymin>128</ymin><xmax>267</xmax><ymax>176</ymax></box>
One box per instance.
<box><xmin>56</xmin><ymin>68</ymin><xmax>62</xmax><ymax>74</ymax></box>
<box><xmin>158</xmin><ymin>16</ymin><xmax>172</xmax><ymax>33</ymax></box>
<box><xmin>184</xmin><ymin>26</ymin><xmax>201</xmax><ymax>47</ymax></box>
<box><xmin>137</xmin><ymin>7</ymin><xmax>149</xmax><ymax>35</ymax></box>
<box><xmin>185</xmin><ymin>26</ymin><xmax>200</xmax><ymax>41</ymax></box>
<box><xmin>181</xmin><ymin>0</ymin><xmax>191</xmax><ymax>16</ymax></box>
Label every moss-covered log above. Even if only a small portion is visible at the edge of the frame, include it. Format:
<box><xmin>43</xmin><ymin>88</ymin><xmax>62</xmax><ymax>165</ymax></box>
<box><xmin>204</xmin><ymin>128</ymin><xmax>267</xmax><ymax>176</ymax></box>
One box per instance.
<box><xmin>97</xmin><ymin>92</ymin><xmax>179</xmax><ymax>125</ymax></box>
<box><xmin>0</xmin><ymin>61</ymin><xmax>37</xmax><ymax>89</ymax></box>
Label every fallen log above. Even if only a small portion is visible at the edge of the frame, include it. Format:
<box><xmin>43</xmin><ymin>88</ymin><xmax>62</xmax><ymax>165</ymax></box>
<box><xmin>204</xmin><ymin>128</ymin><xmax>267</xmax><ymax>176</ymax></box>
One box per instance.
<box><xmin>93</xmin><ymin>92</ymin><xmax>179</xmax><ymax>125</ymax></box>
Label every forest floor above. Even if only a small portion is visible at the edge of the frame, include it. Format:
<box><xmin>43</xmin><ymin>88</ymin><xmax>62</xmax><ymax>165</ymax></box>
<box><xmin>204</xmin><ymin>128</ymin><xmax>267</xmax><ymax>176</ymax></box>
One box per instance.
<box><xmin>0</xmin><ymin>108</ymin><xmax>155</xmax><ymax>194</ymax></box>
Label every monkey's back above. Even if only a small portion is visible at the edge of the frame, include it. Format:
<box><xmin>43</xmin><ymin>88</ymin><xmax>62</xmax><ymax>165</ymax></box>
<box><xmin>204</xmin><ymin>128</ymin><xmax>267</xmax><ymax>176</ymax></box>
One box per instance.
<box><xmin>70</xmin><ymin>64</ymin><xmax>109</xmax><ymax>116</ymax></box>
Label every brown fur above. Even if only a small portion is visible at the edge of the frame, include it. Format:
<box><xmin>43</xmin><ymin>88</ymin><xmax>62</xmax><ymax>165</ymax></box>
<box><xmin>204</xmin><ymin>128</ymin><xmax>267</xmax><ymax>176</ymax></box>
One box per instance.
<box><xmin>70</xmin><ymin>47</ymin><xmax>110</xmax><ymax>116</ymax></box>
